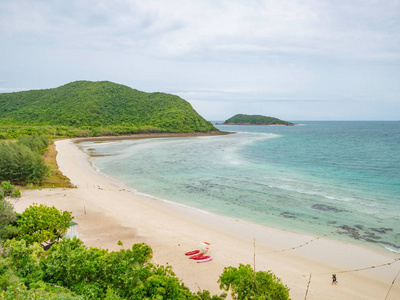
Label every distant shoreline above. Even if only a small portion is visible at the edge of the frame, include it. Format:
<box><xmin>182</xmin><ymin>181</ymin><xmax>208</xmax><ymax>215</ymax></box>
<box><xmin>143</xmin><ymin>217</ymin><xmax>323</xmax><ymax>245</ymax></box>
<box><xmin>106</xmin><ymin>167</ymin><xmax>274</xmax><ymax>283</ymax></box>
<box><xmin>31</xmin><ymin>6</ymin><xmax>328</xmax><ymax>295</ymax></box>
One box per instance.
<box><xmin>217</xmin><ymin>123</ymin><xmax>293</xmax><ymax>126</ymax></box>
<box><xmin>74</xmin><ymin>130</ymin><xmax>233</xmax><ymax>142</ymax></box>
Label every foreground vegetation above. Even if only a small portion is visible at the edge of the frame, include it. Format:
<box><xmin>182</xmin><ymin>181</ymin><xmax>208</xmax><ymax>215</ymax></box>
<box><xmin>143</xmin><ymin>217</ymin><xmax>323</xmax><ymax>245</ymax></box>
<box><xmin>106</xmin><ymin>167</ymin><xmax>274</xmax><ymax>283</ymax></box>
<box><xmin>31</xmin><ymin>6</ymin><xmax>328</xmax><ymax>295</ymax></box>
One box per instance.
<box><xmin>0</xmin><ymin>81</ymin><xmax>217</xmax><ymax>139</ymax></box>
<box><xmin>223</xmin><ymin>114</ymin><xmax>293</xmax><ymax>126</ymax></box>
<box><xmin>0</xmin><ymin>182</ymin><xmax>290</xmax><ymax>299</ymax></box>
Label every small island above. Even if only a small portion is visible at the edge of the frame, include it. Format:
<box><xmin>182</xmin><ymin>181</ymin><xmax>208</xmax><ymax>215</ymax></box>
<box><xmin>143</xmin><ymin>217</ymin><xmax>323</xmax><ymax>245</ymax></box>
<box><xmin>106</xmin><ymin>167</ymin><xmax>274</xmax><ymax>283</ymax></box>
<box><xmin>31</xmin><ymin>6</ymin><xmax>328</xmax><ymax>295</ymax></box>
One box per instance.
<box><xmin>221</xmin><ymin>114</ymin><xmax>294</xmax><ymax>126</ymax></box>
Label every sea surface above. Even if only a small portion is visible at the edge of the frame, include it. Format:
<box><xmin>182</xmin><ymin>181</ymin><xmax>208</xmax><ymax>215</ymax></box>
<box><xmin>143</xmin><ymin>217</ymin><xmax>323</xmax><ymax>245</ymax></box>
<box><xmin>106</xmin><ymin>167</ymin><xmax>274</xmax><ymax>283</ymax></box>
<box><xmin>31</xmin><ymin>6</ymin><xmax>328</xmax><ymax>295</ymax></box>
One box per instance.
<box><xmin>79</xmin><ymin>121</ymin><xmax>400</xmax><ymax>253</ymax></box>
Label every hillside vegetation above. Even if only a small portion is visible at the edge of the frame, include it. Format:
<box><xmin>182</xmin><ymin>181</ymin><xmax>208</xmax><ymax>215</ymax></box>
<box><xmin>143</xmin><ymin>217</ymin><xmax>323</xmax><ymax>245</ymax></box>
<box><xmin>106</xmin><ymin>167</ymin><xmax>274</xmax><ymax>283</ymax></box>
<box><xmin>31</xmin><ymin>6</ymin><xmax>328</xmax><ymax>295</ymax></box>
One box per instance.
<box><xmin>223</xmin><ymin>114</ymin><xmax>293</xmax><ymax>126</ymax></box>
<box><xmin>0</xmin><ymin>81</ymin><xmax>217</xmax><ymax>138</ymax></box>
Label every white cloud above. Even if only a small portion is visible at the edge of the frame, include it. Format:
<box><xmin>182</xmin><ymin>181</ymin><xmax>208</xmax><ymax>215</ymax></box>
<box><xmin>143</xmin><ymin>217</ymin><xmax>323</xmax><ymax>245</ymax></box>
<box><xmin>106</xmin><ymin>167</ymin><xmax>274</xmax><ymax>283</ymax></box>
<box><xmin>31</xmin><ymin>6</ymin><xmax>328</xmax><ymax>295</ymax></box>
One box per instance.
<box><xmin>2</xmin><ymin>0</ymin><xmax>399</xmax><ymax>59</ymax></box>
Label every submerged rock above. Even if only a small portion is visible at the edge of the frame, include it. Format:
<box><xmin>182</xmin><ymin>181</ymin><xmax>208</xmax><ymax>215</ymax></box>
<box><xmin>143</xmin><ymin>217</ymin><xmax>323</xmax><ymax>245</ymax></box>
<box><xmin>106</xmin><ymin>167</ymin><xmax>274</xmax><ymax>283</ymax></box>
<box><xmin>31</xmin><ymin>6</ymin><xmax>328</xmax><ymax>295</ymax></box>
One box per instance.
<box><xmin>369</xmin><ymin>227</ymin><xmax>393</xmax><ymax>234</ymax></box>
<box><xmin>337</xmin><ymin>225</ymin><xmax>361</xmax><ymax>240</ymax></box>
<box><xmin>311</xmin><ymin>204</ymin><xmax>346</xmax><ymax>213</ymax></box>
<box><xmin>280</xmin><ymin>212</ymin><xmax>296</xmax><ymax>219</ymax></box>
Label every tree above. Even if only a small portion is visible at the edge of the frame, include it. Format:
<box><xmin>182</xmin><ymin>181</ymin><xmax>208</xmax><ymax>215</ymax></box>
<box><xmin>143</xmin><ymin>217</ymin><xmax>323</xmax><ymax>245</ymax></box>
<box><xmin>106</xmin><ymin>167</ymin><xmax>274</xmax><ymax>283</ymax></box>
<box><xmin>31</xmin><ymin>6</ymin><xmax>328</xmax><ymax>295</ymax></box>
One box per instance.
<box><xmin>0</xmin><ymin>139</ymin><xmax>49</xmax><ymax>184</ymax></box>
<box><xmin>15</xmin><ymin>204</ymin><xmax>73</xmax><ymax>245</ymax></box>
<box><xmin>218</xmin><ymin>264</ymin><xmax>290</xmax><ymax>300</ymax></box>
<box><xmin>0</xmin><ymin>181</ymin><xmax>20</xmax><ymax>242</ymax></box>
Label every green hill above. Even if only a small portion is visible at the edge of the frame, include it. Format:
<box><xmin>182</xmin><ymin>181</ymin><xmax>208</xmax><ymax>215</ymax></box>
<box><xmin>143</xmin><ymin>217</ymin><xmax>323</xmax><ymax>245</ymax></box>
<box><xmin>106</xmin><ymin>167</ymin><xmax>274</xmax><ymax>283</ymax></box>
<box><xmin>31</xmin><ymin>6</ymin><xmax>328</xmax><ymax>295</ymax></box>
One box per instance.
<box><xmin>223</xmin><ymin>114</ymin><xmax>293</xmax><ymax>126</ymax></box>
<box><xmin>0</xmin><ymin>81</ymin><xmax>217</xmax><ymax>138</ymax></box>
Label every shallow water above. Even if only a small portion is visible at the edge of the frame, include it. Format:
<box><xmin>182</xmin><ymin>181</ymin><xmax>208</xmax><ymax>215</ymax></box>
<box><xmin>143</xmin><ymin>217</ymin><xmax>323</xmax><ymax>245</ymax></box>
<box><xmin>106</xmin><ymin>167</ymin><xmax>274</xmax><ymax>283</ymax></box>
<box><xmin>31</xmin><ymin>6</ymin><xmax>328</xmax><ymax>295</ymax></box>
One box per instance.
<box><xmin>79</xmin><ymin>121</ymin><xmax>400</xmax><ymax>253</ymax></box>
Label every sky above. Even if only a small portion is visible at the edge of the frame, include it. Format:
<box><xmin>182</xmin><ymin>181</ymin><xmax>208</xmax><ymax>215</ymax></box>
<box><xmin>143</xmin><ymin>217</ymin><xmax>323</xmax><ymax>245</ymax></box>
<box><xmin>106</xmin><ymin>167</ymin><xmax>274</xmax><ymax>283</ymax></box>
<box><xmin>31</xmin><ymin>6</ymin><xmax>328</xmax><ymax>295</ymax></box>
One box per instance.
<box><xmin>1</xmin><ymin>0</ymin><xmax>399</xmax><ymax>121</ymax></box>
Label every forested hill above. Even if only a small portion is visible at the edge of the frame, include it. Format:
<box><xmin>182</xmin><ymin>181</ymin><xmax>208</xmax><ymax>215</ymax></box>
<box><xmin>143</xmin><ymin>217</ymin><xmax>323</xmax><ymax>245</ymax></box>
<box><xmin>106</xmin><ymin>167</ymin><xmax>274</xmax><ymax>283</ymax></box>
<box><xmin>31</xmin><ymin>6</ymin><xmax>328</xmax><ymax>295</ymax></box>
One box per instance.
<box><xmin>0</xmin><ymin>81</ymin><xmax>217</xmax><ymax>134</ymax></box>
<box><xmin>223</xmin><ymin>114</ymin><xmax>293</xmax><ymax>126</ymax></box>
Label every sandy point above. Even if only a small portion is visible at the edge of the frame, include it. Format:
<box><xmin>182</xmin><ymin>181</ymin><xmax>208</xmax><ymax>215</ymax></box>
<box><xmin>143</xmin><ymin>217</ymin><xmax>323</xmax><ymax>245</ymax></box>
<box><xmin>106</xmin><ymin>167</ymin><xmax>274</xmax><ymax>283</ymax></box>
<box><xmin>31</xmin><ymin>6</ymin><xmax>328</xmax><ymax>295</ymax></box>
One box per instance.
<box><xmin>12</xmin><ymin>138</ymin><xmax>400</xmax><ymax>300</ymax></box>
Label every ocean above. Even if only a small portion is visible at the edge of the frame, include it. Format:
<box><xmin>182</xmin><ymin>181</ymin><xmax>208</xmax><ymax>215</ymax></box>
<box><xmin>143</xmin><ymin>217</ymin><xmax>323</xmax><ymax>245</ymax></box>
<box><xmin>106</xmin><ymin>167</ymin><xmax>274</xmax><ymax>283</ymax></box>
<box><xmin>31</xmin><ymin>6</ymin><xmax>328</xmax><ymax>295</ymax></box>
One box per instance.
<box><xmin>79</xmin><ymin>121</ymin><xmax>400</xmax><ymax>253</ymax></box>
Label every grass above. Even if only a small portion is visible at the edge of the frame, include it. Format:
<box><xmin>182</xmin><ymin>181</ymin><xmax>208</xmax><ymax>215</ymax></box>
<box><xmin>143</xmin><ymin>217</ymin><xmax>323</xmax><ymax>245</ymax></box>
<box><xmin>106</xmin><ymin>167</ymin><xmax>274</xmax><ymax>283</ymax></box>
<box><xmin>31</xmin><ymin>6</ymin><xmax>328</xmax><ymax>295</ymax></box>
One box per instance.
<box><xmin>39</xmin><ymin>141</ymin><xmax>74</xmax><ymax>189</ymax></box>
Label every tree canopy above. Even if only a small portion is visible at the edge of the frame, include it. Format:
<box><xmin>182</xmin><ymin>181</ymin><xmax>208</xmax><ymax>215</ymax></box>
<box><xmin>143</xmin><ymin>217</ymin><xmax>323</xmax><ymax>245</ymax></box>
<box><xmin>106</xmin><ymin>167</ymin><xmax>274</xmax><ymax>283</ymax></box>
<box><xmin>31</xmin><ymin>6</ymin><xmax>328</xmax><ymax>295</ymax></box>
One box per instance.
<box><xmin>0</xmin><ymin>134</ymin><xmax>50</xmax><ymax>184</ymax></box>
<box><xmin>218</xmin><ymin>264</ymin><xmax>290</xmax><ymax>300</ymax></box>
<box><xmin>14</xmin><ymin>203</ymin><xmax>73</xmax><ymax>245</ymax></box>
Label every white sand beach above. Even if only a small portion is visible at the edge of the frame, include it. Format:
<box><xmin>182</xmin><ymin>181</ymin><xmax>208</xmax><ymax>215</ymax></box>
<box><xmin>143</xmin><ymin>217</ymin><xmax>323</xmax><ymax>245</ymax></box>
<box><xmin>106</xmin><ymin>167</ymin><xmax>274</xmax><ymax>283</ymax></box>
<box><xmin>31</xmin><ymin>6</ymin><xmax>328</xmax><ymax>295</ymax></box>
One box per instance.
<box><xmin>13</xmin><ymin>139</ymin><xmax>400</xmax><ymax>300</ymax></box>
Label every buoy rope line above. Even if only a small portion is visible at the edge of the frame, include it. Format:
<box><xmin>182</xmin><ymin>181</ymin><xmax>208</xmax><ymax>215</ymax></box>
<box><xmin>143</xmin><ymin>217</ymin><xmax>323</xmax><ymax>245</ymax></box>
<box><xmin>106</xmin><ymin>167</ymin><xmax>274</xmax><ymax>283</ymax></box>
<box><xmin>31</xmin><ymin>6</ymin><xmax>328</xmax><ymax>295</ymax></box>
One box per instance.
<box><xmin>385</xmin><ymin>269</ymin><xmax>400</xmax><ymax>300</ymax></box>
<box><xmin>310</xmin><ymin>258</ymin><xmax>400</xmax><ymax>276</ymax></box>
<box><xmin>256</xmin><ymin>234</ymin><xmax>333</xmax><ymax>255</ymax></box>
<box><xmin>272</xmin><ymin>236</ymin><xmax>325</xmax><ymax>253</ymax></box>
<box><xmin>304</xmin><ymin>273</ymin><xmax>312</xmax><ymax>300</ymax></box>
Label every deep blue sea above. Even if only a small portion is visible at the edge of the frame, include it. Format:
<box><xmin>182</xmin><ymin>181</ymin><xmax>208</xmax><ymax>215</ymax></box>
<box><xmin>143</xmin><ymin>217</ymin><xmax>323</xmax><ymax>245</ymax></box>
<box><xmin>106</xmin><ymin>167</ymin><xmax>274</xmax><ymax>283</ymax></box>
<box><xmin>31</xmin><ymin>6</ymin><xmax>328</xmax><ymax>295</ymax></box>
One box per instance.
<box><xmin>79</xmin><ymin>121</ymin><xmax>400</xmax><ymax>253</ymax></box>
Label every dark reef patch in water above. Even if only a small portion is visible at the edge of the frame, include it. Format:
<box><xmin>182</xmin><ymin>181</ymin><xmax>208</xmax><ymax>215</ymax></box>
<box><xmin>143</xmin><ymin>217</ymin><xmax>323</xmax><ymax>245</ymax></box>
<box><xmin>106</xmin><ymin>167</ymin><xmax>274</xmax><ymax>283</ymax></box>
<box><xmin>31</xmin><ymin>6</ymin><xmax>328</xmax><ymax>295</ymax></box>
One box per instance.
<box><xmin>369</xmin><ymin>227</ymin><xmax>393</xmax><ymax>234</ymax></box>
<box><xmin>312</xmin><ymin>204</ymin><xmax>346</xmax><ymax>213</ymax></box>
<box><xmin>338</xmin><ymin>225</ymin><xmax>361</xmax><ymax>240</ymax></box>
<box><xmin>337</xmin><ymin>225</ymin><xmax>400</xmax><ymax>250</ymax></box>
<box><xmin>280</xmin><ymin>212</ymin><xmax>296</xmax><ymax>219</ymax></box>
<box><xmin>361</xmin><ymin>232</ymin><xmax>381</xmax><ymax>241</ymax></box>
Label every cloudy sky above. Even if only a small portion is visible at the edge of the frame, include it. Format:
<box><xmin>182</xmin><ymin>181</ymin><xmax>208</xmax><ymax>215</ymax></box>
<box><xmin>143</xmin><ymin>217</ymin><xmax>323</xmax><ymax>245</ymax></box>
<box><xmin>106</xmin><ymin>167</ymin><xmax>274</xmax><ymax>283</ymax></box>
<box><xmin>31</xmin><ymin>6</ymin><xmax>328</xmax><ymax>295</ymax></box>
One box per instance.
<box><xmin>1</xmin><ymin>0</ymin><xmax>399</xmax><ymax>120</ymax></box>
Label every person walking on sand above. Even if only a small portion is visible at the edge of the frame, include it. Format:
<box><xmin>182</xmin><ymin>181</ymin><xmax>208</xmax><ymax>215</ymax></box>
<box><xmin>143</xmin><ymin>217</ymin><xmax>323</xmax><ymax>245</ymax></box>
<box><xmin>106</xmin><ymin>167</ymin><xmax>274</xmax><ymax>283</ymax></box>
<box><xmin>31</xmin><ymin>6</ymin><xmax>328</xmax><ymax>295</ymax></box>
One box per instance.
<box><xmin>332</xmin><ymin>274</ymin><xmax>338</xmax><ymax>284</ymax></box>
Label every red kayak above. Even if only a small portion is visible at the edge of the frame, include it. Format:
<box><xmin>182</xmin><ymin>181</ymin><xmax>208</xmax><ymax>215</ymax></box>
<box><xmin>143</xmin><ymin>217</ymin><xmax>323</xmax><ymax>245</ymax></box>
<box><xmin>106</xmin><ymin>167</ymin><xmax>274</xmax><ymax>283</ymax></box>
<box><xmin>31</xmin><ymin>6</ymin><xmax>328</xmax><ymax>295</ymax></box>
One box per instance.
<box><xmin>189</xmin><ymin>253</ymin><xmax>204</xmax><ymax>259</ymax></box>
<box><xmin>185</xmin><ymin>250</ymin><xmax>200</xmax><ymax>256</ymax></box>
<box><xmin>197</xmin><ymin>256</ymin><xmax>213</xmax><ymax>263</ymax></box>
<box><xmin>194</xmin><ymin>255</ymin><xmax>210</xmax><ymax>260</ymax></box>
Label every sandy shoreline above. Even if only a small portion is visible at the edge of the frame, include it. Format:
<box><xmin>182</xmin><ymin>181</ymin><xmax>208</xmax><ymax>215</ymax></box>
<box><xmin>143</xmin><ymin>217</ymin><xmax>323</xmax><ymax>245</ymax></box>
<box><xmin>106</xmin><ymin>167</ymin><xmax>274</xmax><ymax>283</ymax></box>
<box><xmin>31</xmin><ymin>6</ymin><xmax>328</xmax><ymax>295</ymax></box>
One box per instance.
<box><xmin>12</xmin><ymin>139</ymin><xmax>400</xmax><ymax>299</ymax></box>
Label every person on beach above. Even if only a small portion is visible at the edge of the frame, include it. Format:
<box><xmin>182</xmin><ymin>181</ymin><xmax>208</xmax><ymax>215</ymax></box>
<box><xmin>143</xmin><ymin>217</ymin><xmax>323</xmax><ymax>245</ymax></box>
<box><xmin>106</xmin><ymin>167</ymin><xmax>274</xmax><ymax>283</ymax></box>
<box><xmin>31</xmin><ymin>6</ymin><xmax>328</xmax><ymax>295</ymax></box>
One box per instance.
<box><xmin>332</xmin><ymin>274</ymin><xmax>338</xmax><ymax>284</ymax></box>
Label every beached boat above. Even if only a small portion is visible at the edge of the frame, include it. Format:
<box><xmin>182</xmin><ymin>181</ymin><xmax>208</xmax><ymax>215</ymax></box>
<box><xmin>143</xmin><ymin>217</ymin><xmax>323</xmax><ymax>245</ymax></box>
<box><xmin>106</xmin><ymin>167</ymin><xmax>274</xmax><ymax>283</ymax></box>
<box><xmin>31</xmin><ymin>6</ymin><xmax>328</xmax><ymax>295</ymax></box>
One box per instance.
<box><xmin>189</xmin><ymin>253</ymin><xmax>205</xmax><ymax>259</ymax></box>
<box><xmin>185</xmin><ymin>250</ymin><xmax>200</xmax><ymax>256</ymax></box>
<box><xmin>197</xmin><ymin>257</ymin><xmax>213</xmax><ymax>263</ymax></box>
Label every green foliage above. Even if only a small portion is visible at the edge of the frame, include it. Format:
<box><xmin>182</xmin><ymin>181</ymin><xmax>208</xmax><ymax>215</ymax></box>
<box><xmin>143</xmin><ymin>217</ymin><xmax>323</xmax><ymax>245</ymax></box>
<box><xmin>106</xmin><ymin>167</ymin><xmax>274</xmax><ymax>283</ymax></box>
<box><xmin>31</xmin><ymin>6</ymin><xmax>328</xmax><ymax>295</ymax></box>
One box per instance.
<box><xmin>39</xmin><ymin>238</ymin><xmax>225</xmax><ymax>299</ymax></box>
<box><xmin>196</xmin><ymin>290</ymin><xmax>227</xmax><ymax>300</ymax></box>
<box><xmin>0</xmin><ymin>180</ymin><xmax>21</xmax><ymax>200</ymax></box>
<box><xmin>0</xmin><ymin>81</ymin><xmax>217</xmax><ymax>138</ymax></box>
<box><xmin>0</xmin><ymin>256</ymin><xmax>82</xmax><ymax>299</ymax></box>
<box><xmin>0</xmin><ymin>134</ymin><xmax>50</xmax><ymax>184</ymax></box>
<box><xmin>2</xmin><ymin>239</ymin><xmax>44</xmax><ymax>285</ymax></box>
<box><xmin>18</xmin><ymin>134</ymin><xmax>50</xmax><ymax>153</ymax></box>
<box><xmin>218</xmin><ymin>264</ymin><xmax>290</xmax><ymax>300</ymax></box>
<box><xmin>0</xmin><ymin>181</ymin><xmax>20</xmax><ymax>243</ymax></box>
<box><xmin>14</xmin><ymin>204</ymin><xmax>73</xmax><ymax>245</ymax></box>
<box><xmin>224</xmin><ymin>114</ymin><xmax>293</xmax><ymax>126</ymax></box>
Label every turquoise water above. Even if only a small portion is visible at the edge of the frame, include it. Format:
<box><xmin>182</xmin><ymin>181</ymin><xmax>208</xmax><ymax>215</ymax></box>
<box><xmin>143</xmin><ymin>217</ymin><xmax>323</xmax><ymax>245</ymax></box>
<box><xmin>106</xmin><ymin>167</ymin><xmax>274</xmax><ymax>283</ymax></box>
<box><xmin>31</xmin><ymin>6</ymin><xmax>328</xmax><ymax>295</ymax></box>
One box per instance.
<box><xmin>79</xmin><ymin>121</ymin><xmax>400</xmax><ymax>253</ymax></box>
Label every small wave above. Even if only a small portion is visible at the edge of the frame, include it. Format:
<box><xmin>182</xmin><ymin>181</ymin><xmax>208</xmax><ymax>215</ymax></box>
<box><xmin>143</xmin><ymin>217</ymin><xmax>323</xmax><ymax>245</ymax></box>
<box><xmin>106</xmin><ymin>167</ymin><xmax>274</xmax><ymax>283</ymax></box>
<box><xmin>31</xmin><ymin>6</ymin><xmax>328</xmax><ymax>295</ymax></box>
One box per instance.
<box><xmin>324</xmin><ymin>195</ymin><xmax>354</xmax><ymax>202</ymax></box>
<box><xmin>384</xmin><ymin>246</ymin><xmax>400</xmax><ymax>254</ymax></box>
<box><xmin>363</xmin><ymin>210</ymin><xmax>377</xmax><ymax>215</ymax></box>
<box><xmin>359</xmin><ymin>201</ymin><xmax>376</xmax><ymax>207</ymax></box>
<box><xmin>134</xmin><ymin>192</ymin><xmax>211</xmax><ymax>215</ymax></box>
